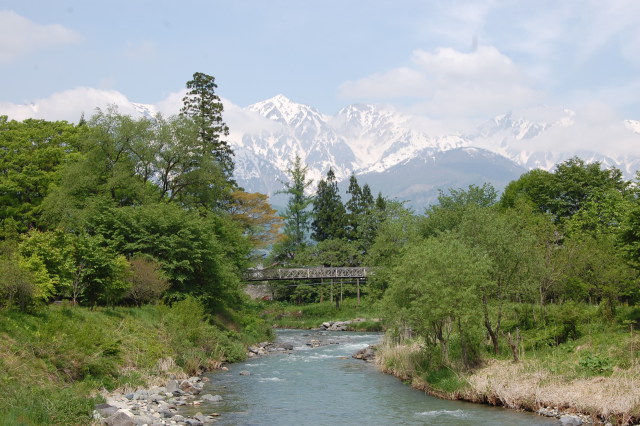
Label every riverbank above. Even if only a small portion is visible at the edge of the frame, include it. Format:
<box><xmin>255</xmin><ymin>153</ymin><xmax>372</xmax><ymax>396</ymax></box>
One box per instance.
<box><xmin>0</xmin><ymin>298</ymin><xmax>272</xmax><ymax>425</ymax></box>
<box><xmin>374</xmin><ymin>337</ymin><xmax>640</xmax><ymax>425</ymax></box>
<box><xmin>93</xmin><ymin>340</ymin><xmax>296</xmax><ymax>425</ymax></box>
<box><xmin>260</xmin><ymin>299</ymin><xmax>384</xmax><ymax>331</ymax></box>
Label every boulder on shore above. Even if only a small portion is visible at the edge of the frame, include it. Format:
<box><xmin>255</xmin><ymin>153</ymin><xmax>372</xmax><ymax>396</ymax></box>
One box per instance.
<box><xmin>352</xmin><ymin>345</ymin><xmax>376</xmax><ymax>362</ymax></box>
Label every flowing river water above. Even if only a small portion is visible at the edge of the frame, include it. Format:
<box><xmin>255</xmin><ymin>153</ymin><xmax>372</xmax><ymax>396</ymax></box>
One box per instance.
<box><xmin>181</xmin><ymin>329</ymin><xmax>558</xmax><ymax>425</ymax></box>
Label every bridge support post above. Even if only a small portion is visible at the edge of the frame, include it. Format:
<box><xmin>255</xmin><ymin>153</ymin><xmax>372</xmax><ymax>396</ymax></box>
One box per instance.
<box><xmin>357</xmin><ymin>278</ymin><xmax>360</xmax><ymax>307</ymax></box>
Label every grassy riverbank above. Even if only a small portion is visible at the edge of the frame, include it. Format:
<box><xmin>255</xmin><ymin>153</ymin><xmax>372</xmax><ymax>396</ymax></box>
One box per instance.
<box><xmin>0</xmin><ymin>298</ymin><xmax>272</xmax><ymax>425</ymax></box>
<box><xmin>375</xmin><ymin>303</ymin><xmax>640</xmax><ymax>425</ymax></box>
<box><xmin>259</xmin><ymin>299</ymin><xmax>384</xmax><ymax>331</ymax></box>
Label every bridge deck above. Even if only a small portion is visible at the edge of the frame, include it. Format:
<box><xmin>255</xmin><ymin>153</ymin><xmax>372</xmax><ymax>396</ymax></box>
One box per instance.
<box><xmin>245</xmin><ymin>267</ymin><xmax>370</xmax><ymax>281</ymax></box>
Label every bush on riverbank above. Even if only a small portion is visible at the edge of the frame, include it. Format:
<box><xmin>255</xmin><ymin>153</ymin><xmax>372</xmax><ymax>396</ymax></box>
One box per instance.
<box><xmin>375</xmin><ymin>301</ymin><xmax>640</xmax><ymax>424</ymax></box>
<box><xmin>0</xmin><ymin>298</ymin><xmax>271</xmax><ymax>425</ymax></box>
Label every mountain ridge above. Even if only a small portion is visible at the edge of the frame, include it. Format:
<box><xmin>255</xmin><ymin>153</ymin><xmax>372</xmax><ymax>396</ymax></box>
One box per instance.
<box><xmin>228</xmin><ymin>95</ymin><xmax>639</xmax><ymax>208</ymax></box>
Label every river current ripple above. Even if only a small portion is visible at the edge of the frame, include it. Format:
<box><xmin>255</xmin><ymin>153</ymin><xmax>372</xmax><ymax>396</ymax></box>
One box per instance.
<box><xmin>181</xmin><ymin>329</ymin><xmax>557</xmax><ymax>425</ymax></box>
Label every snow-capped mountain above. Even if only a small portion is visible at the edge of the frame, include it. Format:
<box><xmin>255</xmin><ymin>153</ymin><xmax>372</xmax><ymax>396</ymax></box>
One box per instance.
<box><xmin>230</xmin><ymin>95</ymin><xmax>475</xmax><ymax>207</ymax></box>
<box><xmin>46</xmin><ymin>93</ymin><xmax>636</xmax><ymax>209</ymax></box>
<box><xmin>228</xmin><ymin>96</ymin><xmax>639</xmax><ymax>208</ymax></box>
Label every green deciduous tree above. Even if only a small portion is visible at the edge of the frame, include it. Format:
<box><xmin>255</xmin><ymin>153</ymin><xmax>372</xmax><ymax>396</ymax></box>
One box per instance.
<box><xmin>421</xmin><ymin>183</ymin><xmax>498</xmax><ymax>237</ymax></box>
<box><xmin>456</xmin><ymin>206</ymin><xmax>540</xmax><ymax>353</ymax></box>
<box><xmin>126</xmin><ymin>255</ymin><xmax>170</xmax><ymax>306</ymax></box>
<box><xmin>561</xmin><ymin>233</ymin><xmax>637</xmax><ymax>314</ymax></box>
<box><xmin>0</xmin><ymin>116</ymin><xmax>81</xmax><ymax>234</ymax></box>
<box><xmin>383</xmin><ymin>233</ymin><xmax>491</xmax><ymax>368</ymax></box>
<box><xmin>366</xmin><ymin>201</ymin><xmax>418</xmax><ymax>298</ymax></box>
<box><xmin>501</xmin><ymin>157</ymin><xmax>630</xmax><ymax>224</ymax></box>
<box><xmin>565</xmin><ymin>189</ymin><xmax>633</xmax><ymax>238</ymax></box>
<box><xmin>0</xmin><ymin>241</ymin><xmax>36</xmax><ymax>310</ymax></box>
<box><xmin>18</xmin><ymin>230</ymin><xmax>129</xmax><ymax>305</ymax></box>
<box><xmin>88</xmin><ymin>203</ymin><xmax>249</xmax><ymax>310</ymax></box>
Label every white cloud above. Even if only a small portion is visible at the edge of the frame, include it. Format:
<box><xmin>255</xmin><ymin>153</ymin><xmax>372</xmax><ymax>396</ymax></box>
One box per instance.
<box><xmin>0</xmin><ymin>87</ymin><xmax>141</xmax><ymax>122</ymax></box>
<box><xmin>534</xmin><ymin>103</ymin><xmax>640</xmax><ymax>156</ymax></box>
<box><xmin>339</xmin><ymin>45</ymin><xmax>543</xmax><ymax>119</ymax></box>
<box><xmin>0</xmin><ymin>86</ymin><xmax>280</xmax><ymax>146</ymax></box>
<box><xmin>339</xmin><ymin>67</ymin><xmax>431</xmax><ymax>99</ymax></box>
<box><xmin>154</xmin><ymin>89</ymin><xmax>186</xmax><ymax>116</ymax></box>
<box><xmin>124</xmin><ymin>40</ymin><xmax>157</xmax><ymax>61</ymax></box>
<box><xmin>0</xmin><ymin>10</ymin><xmax>82</xmax><ymax>63</ymax></box>
<box><xmin>412</xmin><ymin>46</ymin><xmax>520</xmax><ymax>83</ymax></box>
<box><xmin>221</xmin><ymin>98</ymin><xmax>282</xmax><ymax>145</ymax></box>
<box><xmin>425</xmin><ymin>0</ymin><xmax>497</xmax><ymax>48</ymax></box>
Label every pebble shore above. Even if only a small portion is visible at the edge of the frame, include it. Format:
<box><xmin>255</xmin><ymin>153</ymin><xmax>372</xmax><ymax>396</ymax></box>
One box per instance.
<box><xmin>93</xmin><ymin>341</ymin><xmax>294</xmax><ymax>425</ymax></box>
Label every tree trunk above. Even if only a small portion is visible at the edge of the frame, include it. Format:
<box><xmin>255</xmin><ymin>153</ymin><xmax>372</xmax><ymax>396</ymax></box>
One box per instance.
<box><xmin>482</xmin><ymin>296</ymin><xmax>502</xmax><ymax>354</ymax></box>
<box><xmin>505</xmin><ymin>329</ymin><xmax>520</xmax><ymax>362</ymax></box>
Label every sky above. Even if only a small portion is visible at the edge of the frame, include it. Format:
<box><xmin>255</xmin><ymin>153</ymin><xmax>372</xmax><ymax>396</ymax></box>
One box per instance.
<box><xmin>1</xmin><ymin>0</ymin><xmax>640</xmax><ymax>132</ymax></box>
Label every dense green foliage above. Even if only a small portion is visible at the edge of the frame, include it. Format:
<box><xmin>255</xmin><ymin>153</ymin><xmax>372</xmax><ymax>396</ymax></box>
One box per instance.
<box><xmin>271</xmin><ymin>167</ymin><xmax>395</xmax><ymax>303</ymax></box>
<box><xmin>0</xmin><ymin>117</ymin><xmax>82</xmax><ymax>236</ymax></box>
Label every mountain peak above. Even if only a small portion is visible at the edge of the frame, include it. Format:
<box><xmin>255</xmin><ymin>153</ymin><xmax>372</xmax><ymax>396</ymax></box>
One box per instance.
<box><xmin>248</xmin><ymin>94</ymin><xmax>324</xmax><ymax>126</ymax></box>
<box><xmin>269</xmin><ymin>93</ymin><xmax>292</xmax><ymax>103</ymax></box>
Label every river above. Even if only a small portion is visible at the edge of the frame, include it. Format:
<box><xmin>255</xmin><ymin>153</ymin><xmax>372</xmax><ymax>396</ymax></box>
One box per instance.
<box><xmin>181</xmin><ymin>329</ymin><xmax>558</xmax><ymax>425</ymax></box>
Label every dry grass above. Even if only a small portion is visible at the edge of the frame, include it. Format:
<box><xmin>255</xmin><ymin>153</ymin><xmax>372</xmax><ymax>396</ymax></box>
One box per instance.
<box><xmin>375</xmin><ymin>337</ymin><xmax>424</xmax><ymax>380</ymax></box>
<box><xmin>376</xmin><ymin>339</ymin><xmax>640</xmax><ymax>424</ymax></box>
<box><xmin>466</xmin><ymin>359</ymin><xmax>640</xmax><ymax>423</ymax></box>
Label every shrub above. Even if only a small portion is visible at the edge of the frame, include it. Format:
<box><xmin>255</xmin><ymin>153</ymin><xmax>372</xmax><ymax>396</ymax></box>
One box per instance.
<box><xmin>163</xmin><ymin>297</ymin><xmax>246</xmax><ymax>373</ymax></box>
<box><xmin>126</xmin><ymin>255</ymin><xmax>170</xmax><ymax>306</ymax></box>
<box><xmin>0</xmin><ymin>257</ymin><xmax>36</xmax><ymax>311</ymax></box>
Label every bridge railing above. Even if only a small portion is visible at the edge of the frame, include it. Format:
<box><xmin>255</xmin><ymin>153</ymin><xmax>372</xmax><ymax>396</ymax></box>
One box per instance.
<box><xmin>244</xmin><ymin>267</ymin><xmax>370</xmax><ymax>282</ymax></box>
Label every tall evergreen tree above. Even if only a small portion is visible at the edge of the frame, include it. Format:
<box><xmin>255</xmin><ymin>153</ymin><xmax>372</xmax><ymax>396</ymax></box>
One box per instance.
<box><xmin>345</xmin><ymin>174</ymin><xmax>363</xmax><ymax>241</ymax></box>
<box><xmin>180</xmin><ymin>72</ymin><xmax>235</xmax><ymax>180</ymax></box>
<box><xmin>361</xmin><ymin>184</ymin><xmax>374</xmax><ymax>210</ymax></box>
<box><xmin>354</xmin><ymin>183</ymin><xmax>377</xmax><ymax>249</ymax></box>
<box><xmin>345</xmin><ymin>176</ymin><xmax>376</xmax><ymax>242</ymax></box>
<box><xmin>278</xmin><ymin>156</ymin><xmax>314</xmax><ymax>251</ymax></box>
<box><xmin>375</xmin><ymin>192</ymin><xmax>387</xmax><ymax>211</ymax></box>
<box><xmin>311</xmin><ymin>168</ymin><xmax>346</xmax><ymax>242</ymax></box>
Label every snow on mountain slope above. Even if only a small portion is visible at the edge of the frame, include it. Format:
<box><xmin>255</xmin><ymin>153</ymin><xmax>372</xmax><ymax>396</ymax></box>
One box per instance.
<box><xmin>332</xmin><ymin>104</ymin><xmax>465</xmax><ymax>173</ymax></box>
<box><xmin>56</xmin><ymin>93</ymin><xmax>637</xmax><ymax>207</ymax></box>
<box><xmin>231</xmin><ymin>95</ymin><xmax>469</xmax><ymax>191</ymax></box>
<box><xmin>226</xmin><ymin>96</ymin><xmax>640</xmax><ymax>207</ymax></box>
